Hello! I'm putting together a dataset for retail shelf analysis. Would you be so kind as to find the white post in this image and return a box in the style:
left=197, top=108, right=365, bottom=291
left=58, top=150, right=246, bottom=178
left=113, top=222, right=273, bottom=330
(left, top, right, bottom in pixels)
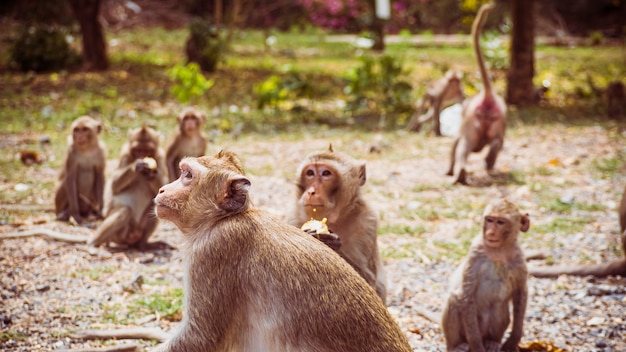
left=375, top=0, right=390, bottom=19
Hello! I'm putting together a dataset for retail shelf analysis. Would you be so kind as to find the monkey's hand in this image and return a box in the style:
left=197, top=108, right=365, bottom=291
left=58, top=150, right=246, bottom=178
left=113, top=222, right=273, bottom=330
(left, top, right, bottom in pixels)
left=301, top=218, right=342, bottom=251
left=135, top=157, right=158, bottom=178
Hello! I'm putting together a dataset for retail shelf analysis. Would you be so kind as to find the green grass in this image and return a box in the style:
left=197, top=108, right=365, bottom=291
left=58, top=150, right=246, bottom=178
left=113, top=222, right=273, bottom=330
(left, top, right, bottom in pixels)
left=533, top=216, right=590, bottom=235
left=130, top=288, right=184, bottom=322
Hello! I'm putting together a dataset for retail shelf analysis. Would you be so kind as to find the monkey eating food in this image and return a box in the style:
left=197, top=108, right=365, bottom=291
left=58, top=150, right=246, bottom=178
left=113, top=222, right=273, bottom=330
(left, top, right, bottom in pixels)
left=290, top=145, right=387, bottom=303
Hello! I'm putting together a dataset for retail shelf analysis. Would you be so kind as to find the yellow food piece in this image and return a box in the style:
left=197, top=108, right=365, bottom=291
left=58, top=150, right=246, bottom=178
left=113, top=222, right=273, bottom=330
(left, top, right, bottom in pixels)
left=142, top=157, right=157, bottom=170
left=300, top=218, right=330, bottom=235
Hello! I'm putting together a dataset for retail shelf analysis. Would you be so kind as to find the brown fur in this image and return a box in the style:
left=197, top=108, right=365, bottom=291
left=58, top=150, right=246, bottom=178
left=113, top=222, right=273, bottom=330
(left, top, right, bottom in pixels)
left=152, top=151, right=412, bottom=352
left=165, top=108, right=208, bottom=182
left=446, top=2, right=507, bottom=185
left=55, top=115, right=106, bottom=224
left=89, top=125, right=168, bottom=248
left=289, top=145, right=387, bottom=303
left=442, top=198, right=529, bottom=352
left=407, top=70, right=465, bottom=135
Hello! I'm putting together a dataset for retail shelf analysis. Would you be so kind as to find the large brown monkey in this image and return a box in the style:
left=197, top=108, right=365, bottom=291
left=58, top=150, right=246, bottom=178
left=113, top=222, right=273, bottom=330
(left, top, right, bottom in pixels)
left=447, top=2, right=507, bottom=185
left=55, top=116, right=106, bottom=225
left=152, top=151, right=412, bottom=352
left=165, top=107, right=208, bottom=182
left=89, top=125, right=168, bottom=249
left=529, top=186, right=626, bottom=278
left=443, top=199, right=529, bottom=352
left=289, top=146, right=387, bottom=303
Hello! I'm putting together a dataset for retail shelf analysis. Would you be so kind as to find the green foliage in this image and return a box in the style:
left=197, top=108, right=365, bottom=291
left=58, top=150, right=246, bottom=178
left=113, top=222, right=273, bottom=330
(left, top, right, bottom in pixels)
left=186, top=17, right=226, bottom=72
left=168, top=62, right=215, bottom=103
left=342, top=55, right=414, bottom=127
left=254, top=65, right=312, bottom=110
left=482, top=31, right=509, bottom=70
left=10, top=25, right=80, bottom=72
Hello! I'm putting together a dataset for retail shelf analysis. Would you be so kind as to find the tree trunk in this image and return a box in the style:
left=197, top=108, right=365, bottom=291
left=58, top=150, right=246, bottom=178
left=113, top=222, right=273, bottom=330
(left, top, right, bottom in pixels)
left=69, top=0, right=109, bottom=71
left=366, top=0, right=385, bottom=51
left=506, top=0, right=535, bottom=106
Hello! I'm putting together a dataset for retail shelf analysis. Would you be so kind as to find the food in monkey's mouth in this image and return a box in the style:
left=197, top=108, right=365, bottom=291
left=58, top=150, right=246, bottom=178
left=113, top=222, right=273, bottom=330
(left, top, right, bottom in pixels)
left=142, top=157, right=157, bottom=171
left=301, top=217, right=342, bottom=251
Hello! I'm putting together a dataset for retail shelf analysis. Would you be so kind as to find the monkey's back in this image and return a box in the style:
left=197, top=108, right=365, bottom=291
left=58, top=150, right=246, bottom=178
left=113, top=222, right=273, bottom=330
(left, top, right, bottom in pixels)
left=185, top=209, right=411, bottom=352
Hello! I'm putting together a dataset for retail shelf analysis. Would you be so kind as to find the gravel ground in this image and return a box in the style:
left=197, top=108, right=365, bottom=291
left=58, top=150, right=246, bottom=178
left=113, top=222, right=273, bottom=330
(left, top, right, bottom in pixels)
left=1, top=125, right=625, bottom=351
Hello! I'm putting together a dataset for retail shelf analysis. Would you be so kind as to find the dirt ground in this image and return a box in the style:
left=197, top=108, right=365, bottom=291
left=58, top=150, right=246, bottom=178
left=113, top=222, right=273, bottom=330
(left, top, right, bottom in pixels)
left=1, top=123, right=625, bottom=351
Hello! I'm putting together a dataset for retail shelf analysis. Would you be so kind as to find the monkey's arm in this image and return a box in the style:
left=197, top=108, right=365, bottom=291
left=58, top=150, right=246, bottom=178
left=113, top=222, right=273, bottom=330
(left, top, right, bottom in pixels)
left=165, top=141, right=179, bottom=182
left=460, top=257, right=486, bottom=352
left=95, top=164, right=105, bottom=216
left=110, top=163, right=141, bottom=195
left=64, top=156, right=83, bottom=223
left=501, top=278, right=527, bottom=351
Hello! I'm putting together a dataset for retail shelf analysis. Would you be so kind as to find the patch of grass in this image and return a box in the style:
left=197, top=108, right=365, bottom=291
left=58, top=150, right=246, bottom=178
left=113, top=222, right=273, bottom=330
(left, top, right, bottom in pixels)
left=532, top=166, right=556, bottom=176
left=0, top=330, right=29, bottom=342
left=379, top=224, right=427, bottom=236
left=102, top=303, right=123, bottom=323
left=533, top=216, right=590, bottom=235
left=540, top=198, right=607, bottom=214
left=70, top=266, right=117, bottom=280
left=382, top=242, right=427, bottom=260
left=130, top=288, right=184, bottom=322
left=591, top=156, right=624, bottom=179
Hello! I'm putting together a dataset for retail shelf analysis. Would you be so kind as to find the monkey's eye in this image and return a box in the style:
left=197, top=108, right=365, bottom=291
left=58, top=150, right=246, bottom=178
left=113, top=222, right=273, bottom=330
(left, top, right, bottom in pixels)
left=180, top=168, right=193, bottom=182
left=305, top=169, right=315, bottom=177
left=496, top=218, right=507, bottom=226
left=321, top=170, right=332, bottom=177
left=485, top=216, right=495, bottom=223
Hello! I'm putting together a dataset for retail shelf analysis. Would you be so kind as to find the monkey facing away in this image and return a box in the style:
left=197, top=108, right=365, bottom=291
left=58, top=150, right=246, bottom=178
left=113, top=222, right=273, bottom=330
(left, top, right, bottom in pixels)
left=165, top=107, right=208, bottom=182
left=406, top=70, right=465, bottom=136
left=447, top=2, right=507, bottom=185
left=442, top=199, right=529, bottom=352
left=289, top=145, right=387, bottom=303
left=89, top=125, right=168, bottom=249
left=152, top=151, right=412, bottom=352
left=529, top=186, right=626, bottom=278
left=55, top=115, right=107, bottom=225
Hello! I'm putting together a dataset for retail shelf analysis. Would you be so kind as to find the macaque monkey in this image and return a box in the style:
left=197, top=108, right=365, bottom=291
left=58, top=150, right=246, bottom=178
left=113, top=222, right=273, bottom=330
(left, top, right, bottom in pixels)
left=407, top=70, right=465, bottom=136
left=152, top=151, right=412, bottom=352
left=529, top=186, right=626, bottom=278
left=89, top=125, right=168, bottom=249
left=55, top=116, right=106, bottom=225
left=289, top=145, right=387, bottom=303
left=443, top=199, right=529, bottom=352
left=607, top=81, right=625, bottom=119
left=165, top=108, right=208, bottom=182
left=447, top=2, right=507, bottom=185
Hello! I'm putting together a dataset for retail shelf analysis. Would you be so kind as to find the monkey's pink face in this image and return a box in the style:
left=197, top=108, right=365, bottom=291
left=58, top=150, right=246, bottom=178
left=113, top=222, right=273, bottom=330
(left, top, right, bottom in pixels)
left=155, top=159, right=203, bottom=223
left=183, top=116, right=199, bottom=133
left=299, top=163, right=338, bottom=219
left=483, top=216, right=511, bottom=248
left=73, top=126, right=93, bottom=146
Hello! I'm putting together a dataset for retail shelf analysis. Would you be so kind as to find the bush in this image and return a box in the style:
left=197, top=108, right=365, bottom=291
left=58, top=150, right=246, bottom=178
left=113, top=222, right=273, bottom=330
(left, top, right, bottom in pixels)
left=10, top=25, right=80, bottom=72
left=168, top=62, right=215, bottom=104
left=185, top=17, right=226, bottom=72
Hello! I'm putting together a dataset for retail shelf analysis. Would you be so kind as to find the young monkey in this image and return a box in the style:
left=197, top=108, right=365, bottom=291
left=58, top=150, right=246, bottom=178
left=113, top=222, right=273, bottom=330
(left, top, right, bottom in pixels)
left=442, top=199, right=529, bottom=352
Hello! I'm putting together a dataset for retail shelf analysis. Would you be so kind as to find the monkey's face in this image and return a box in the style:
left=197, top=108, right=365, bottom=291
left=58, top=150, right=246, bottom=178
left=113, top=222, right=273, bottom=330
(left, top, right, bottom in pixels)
left=155, top=160, right=196, bottom=225
left=182, top=116, right=200, bottom=133
left=482, top=216, right=512, bottom=249
left=298, top=163, right=339, bottom=220
left=73, top=125, right=93, bottom=146
left=131, top=144, right=156, bottom=159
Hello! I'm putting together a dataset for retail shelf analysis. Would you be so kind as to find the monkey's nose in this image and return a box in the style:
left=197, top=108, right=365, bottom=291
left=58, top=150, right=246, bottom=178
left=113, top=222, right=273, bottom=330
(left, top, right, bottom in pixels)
left=158, top=188, right=165, bottom=194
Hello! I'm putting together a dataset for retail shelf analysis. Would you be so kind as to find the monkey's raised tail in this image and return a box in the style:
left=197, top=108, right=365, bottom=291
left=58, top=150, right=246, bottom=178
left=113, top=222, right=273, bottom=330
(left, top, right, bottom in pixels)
left=472, top=2, right=496, bottom=97
left=529, top=258, right=626, bottom=278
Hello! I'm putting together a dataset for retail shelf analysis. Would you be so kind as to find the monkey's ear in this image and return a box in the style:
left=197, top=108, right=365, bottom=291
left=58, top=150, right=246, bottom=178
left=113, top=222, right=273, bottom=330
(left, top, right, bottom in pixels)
left=328, top=144, right=334, bottom=153
left=95, top=121, right=102, bottom=134
left=358, top=163, right=367, bottom=186
left=520, top=213, right=530, bottom=232
left=219, top=175, right=251, bottom=211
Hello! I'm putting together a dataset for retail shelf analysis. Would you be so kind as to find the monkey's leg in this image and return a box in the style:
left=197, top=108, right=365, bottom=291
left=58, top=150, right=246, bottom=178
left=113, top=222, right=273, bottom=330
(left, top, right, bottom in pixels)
left=441, top=299, right=466, bottom=350
left=485, top=138, right=503, bottom=171
left=453, top=139, right=471, bottom=185
left=54, top=185, right=70, bottom=221
left=446, top=138, right=460, bottom=176
left=89, top=208, right=132, bottom=246
left=136, top=211, right=170, bottom=250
